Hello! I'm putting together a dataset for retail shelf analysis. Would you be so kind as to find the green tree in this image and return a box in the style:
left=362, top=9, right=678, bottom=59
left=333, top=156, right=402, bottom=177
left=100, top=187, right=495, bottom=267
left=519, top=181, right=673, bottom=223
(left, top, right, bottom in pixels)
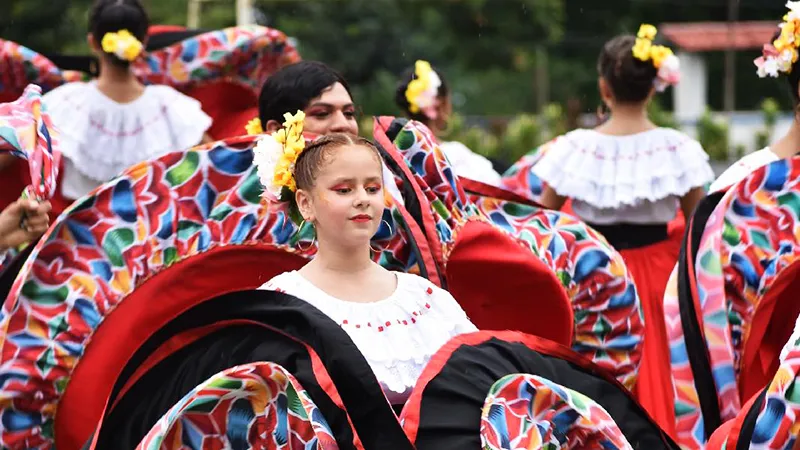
left=256, top=0, right=564, bottom=115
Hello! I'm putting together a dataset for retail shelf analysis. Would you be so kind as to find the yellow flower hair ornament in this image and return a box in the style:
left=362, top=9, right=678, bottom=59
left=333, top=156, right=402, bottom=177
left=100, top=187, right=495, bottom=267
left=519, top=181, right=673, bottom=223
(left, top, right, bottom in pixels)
left=405, top=60, right=442, bottom=120
left=101, top=29, right=144, bottom=62
left=252, top=110, right=306, bottom=202
left=245, top=117, right=264, bottom=135
left=632, top=24, right=681, bottom=92
left=755, top=2, right=800, bottom=78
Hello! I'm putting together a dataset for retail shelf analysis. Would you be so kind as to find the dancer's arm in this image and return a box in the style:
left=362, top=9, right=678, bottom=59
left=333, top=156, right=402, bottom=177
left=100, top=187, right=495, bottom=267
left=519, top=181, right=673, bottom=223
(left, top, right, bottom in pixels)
left=539, top=185, right=567, bottom=211
left=679, top=187, right=706, bottom=221
left=0, top=198, right=52, bottom=251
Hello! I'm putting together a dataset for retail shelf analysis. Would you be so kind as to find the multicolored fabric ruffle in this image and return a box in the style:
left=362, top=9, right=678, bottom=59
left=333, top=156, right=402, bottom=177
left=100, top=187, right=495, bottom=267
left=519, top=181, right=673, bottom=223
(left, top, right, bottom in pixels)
left=0, top=84, right=60, bottom=200
left=481, top=374, right=633, bottom=450
left=136, top=362, right=338, bottom=450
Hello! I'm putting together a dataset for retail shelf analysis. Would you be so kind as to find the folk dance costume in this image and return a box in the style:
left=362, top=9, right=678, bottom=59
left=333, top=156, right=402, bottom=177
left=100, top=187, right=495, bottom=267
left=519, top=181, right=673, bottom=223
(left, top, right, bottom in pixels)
left=709, top=147, right=779, bottom=193
left=261, top=271, right=477, bottom=406
left=532, top=127, right=714, bottom=426
left=43, top=81, right=211, bottom=200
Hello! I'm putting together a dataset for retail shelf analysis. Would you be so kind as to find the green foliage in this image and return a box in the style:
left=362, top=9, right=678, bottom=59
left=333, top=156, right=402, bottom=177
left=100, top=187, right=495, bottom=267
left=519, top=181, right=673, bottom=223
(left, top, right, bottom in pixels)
left=755, top=97, right=781, bottom=149
left=2, top=0, right=789, bottom=115
left=734, top=144, right=746, bottom=160
left=696, top=110, right=730, bottom=162
left=459, top=127, right=500, bottom=159
left=2, top=0, right=82, bottom=53
left=257, top=0, right=564, bottom=116
left=442, top=104, right=563, bottom=164
left=1, top=0, right=236, bottom=55
left=541, top=103, right=568, bottom=142
left=755, top=130, right=771, bottom=151
left=500, top=114, right=543, bottom=163
left=648, top=99, right=679, bottom=129
left=762, top=98, right=780, bottom=128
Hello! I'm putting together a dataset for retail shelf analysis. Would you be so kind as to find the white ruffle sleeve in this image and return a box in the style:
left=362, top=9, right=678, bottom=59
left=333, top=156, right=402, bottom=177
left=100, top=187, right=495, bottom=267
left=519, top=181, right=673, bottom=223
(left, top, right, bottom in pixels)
left=44, top=82, right=212, bottom=199
left=532, top=128, right=715, bottom=209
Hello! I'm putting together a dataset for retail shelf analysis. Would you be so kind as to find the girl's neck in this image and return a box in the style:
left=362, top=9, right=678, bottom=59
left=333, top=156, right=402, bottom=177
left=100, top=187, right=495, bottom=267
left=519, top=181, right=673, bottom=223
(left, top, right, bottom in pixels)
left=596, top=102, right=656, bottom=136
left=95, top=60, right=145, bottom=103
left=308, top=241, right=374, bottom=276
left=771, top=118, right=800, bottom=159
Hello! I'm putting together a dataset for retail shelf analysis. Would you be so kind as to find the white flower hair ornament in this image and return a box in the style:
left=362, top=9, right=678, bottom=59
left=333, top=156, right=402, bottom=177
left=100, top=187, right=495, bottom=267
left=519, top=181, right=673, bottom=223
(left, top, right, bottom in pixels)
left=755, top=1, right=800, bottom=78
left=252, top=110, right=306, bottom=202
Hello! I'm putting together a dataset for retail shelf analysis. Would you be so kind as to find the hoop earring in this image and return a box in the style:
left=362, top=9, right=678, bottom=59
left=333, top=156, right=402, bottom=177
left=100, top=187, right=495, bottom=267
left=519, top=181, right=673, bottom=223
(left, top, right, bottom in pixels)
left=369, top=220, right=393, bottom=255
left=381, top=219, right=393, bottom=236
left=296, top=220, right=317, bottom=252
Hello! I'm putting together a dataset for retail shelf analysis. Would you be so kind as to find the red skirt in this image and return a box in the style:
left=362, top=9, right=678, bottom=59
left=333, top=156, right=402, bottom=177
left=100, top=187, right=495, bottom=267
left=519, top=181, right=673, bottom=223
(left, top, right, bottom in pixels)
left=624, top=223, right=683, bottom=438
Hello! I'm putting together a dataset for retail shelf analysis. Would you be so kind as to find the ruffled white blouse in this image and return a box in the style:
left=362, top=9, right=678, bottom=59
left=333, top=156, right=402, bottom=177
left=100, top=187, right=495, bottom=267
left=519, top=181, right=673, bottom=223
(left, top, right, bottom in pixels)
left=259, top=271, right=477, bottom=404
left=43, top=82, right=212, bottom=199
left=532, top=128, right=715, bottom=224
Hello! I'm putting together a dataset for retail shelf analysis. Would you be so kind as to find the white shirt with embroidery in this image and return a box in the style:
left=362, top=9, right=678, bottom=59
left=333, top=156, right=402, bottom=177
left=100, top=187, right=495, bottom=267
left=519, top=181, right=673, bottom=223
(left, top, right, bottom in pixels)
left=532, top=128, right=715, bottom=225
left=43, top=81, right=212, bottom=199
left=709, top=148, right=779, bottom=193
left=259, top=270, right=477, bottom=404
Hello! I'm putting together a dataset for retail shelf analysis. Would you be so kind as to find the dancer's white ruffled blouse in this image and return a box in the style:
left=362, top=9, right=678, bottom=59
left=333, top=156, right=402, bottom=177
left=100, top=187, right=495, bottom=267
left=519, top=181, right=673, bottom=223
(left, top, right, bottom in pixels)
left=260, top=271, right=477, bottom=404
left=44, top=81, right=212, bottom=199
left=532, top=128, right=715, bottom=224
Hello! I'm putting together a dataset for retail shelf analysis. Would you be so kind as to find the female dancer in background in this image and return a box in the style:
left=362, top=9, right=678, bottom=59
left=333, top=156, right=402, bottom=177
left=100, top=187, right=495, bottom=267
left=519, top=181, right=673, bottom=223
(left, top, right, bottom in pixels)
left=532, top=25, right=715, bottom=434
left=32, top=0, right=212, bottom=201
left=395, top=60, right=503, bottom=185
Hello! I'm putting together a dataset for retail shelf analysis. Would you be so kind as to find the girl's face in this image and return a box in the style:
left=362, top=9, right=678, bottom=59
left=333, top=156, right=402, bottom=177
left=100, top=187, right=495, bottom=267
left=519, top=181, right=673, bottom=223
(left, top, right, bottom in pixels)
left=303, top=83, right=359, bottom=136
left=297, top=144, right=384, bottom=249
left=431, top=94, right=453, bottom=132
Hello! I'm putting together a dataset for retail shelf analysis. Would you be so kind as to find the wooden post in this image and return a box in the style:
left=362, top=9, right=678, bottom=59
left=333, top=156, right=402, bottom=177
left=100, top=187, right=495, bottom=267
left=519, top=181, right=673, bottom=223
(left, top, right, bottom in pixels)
left=723, top=0, right=739, bottom=112
left=237, top=0, right=254, bottom=26
left=535, top=44, right=549, bottom=114
left=187, top=0, right=201, bottom=28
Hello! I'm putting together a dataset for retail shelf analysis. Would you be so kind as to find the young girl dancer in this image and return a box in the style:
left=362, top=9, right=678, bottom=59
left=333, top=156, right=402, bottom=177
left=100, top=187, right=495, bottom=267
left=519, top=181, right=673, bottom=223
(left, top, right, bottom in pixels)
left=711, top=21, right=800, bottom=192
left=257, top=113, right=477, bottom=407
left=532, top=25, right=715, bottom=432
left=395, top=60, right=502, bottom=185
left=40, top=0, right=212, bottom=200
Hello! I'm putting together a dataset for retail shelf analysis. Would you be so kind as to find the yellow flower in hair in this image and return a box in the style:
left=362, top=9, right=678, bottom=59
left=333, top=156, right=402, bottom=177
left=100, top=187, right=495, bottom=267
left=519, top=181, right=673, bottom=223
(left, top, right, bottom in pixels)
left=252, top=110, right=307, bottom=201
left=101, top=29, right=143, bottom=62
left=632, top=38, right=653, bottom=62
left=274, top=128, right=287, bottom=145
left=101, top=33, right=119, bottom=54
left=650, top=45, right=674, bottom=69
left=283, top=110, right=306, bottom=128
left=245, top=117, right=263, bottom=135
left=405, top=60, right=441, bottom=115
left=637, top=24, right=658, bottom=41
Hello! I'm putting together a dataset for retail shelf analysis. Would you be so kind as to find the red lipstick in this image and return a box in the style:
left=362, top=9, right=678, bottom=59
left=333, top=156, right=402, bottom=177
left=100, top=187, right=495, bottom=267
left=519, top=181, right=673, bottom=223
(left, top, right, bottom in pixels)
left=350, top=214, right=371, bottom=223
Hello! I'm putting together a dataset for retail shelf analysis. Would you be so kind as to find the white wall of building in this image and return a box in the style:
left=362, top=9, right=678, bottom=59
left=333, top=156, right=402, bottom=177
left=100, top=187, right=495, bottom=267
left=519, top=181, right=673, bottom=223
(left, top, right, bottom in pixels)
left=673, top=51, right=708, bottom=122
